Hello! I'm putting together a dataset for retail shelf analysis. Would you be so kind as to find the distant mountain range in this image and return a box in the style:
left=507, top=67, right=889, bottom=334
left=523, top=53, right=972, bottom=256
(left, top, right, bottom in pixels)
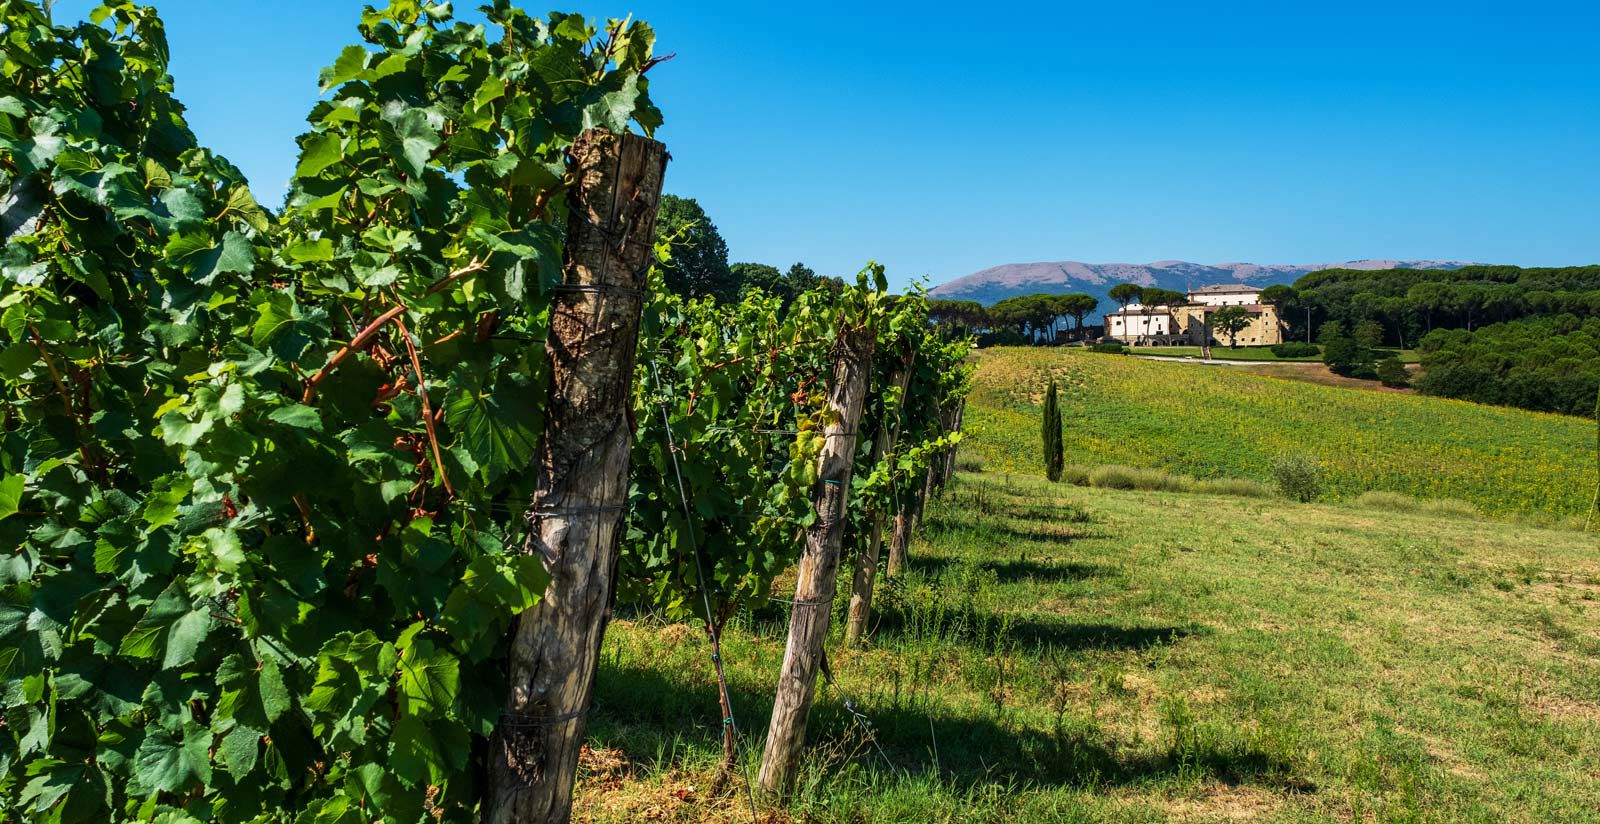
left=928, top=259, right=1472, bottom=311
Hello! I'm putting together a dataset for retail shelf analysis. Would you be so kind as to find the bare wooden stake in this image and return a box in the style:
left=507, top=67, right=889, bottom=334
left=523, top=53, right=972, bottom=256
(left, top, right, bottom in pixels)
left=756, top=323, right=876, bottom=799
left=845, top=348, right=914, bottom=647
left=486, top=128, right=666, bottom=824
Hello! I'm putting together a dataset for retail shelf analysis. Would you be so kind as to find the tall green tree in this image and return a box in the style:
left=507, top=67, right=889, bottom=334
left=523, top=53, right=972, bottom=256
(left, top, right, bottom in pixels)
left=1058, top=293, right=1100, bottom=333
left=1108, top=282, right=1145, bottom=310
left=1260, top=284, right=1305, bottom=341
left=1141, top=287, right=1185, bottom=308
left=1590, top=383, right=1600, bottom=532
left=1209, top=305, right=1252, bottom=348
left=655, top=194, right=734, bottom=300
left=1320, top=321, right=1377, bottom=376
left=1042, top=378, right=1063, bottom=481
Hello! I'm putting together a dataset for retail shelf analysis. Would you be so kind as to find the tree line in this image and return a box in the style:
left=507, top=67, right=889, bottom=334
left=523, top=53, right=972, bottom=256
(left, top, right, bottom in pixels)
left=1269, top=265, right=1600, bottom=415
left=1266, top=265, right=1600, bottom=349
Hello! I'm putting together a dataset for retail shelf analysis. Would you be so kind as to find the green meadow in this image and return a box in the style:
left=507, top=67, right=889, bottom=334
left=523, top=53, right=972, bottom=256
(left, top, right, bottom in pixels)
left=575, top=347, right=1600, bottom=822
left=963, top=347, right=1593, bottom=519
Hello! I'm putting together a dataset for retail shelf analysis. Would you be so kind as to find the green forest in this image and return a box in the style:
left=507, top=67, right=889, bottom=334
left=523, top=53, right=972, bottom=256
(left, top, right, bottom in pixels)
left=1282, top=265, right=1600, bottom=416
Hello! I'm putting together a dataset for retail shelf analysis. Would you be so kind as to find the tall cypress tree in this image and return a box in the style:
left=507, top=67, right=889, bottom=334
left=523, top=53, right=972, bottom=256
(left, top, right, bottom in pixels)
left=1042, top=378, right=1064, bottom=482
left=1589, top=383, right=1599, bottom=531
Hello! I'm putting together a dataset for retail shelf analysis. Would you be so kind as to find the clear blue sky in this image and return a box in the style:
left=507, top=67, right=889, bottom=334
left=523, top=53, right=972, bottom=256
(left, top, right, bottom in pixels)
left=52, top=0, right=1600, bottom=289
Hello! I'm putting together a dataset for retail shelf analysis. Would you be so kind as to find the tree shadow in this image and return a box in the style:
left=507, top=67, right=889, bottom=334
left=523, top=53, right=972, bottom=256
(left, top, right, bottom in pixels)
left=922, top=520, right=1109, bottom=548
left=868, top=600, right=1200, bottom=652
left=907, top=554, right=1117, bottom=584
left=587, top=658, right=1311, bottom=796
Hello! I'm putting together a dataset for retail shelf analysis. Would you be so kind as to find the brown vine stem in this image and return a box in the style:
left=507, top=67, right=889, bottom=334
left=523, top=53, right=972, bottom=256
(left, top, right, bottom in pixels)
left=394, top=316, right=454, bottom=498
left=301, top=302, right=408, bottom=404
left=301, top=258, right=487, bottom=403
left=30, top=324, right=106, bottom=480
left=423, top=257, right=485, bottom=297
left=292, top=493, right=317, bottom=545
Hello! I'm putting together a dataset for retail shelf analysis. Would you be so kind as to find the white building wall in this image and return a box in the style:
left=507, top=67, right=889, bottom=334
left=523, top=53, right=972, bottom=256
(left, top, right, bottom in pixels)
left=1190, top=290, right=1260, bottom=307
left=1106, top=305, right=1173, bottom=339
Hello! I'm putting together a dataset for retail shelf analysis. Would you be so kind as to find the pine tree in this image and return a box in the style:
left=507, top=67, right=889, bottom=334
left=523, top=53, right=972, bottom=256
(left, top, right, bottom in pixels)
left=1042, top=378, right=1064, bottom=482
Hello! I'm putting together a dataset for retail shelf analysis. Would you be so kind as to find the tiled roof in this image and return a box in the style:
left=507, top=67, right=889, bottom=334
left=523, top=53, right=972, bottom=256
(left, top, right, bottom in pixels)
left=1188, top=284, right=1259, bottom=295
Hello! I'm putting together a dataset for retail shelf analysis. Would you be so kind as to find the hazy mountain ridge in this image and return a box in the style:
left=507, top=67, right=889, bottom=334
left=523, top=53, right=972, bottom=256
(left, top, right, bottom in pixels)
left=930, top=259, right=1472, bottom=309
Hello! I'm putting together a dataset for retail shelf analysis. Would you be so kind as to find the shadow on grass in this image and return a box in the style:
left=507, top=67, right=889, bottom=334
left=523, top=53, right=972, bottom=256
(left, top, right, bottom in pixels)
left=866, top=598, right=1201, bottom=652
left=589, top=659, right=1310, bottom=796
left=926, top=520, right=1112, bottom=547
left=908, top=554, right=1117, bottom=584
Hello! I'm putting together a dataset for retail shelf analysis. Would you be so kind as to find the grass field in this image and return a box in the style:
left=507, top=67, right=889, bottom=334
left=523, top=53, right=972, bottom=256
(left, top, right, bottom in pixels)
left=964, top=347, right=1594, bottom=519
left=1130, top=346, right=1419, bottom=364
left=579, top=474, right=1600, bottom=822
left=571, top=344, right=1600, bottom=822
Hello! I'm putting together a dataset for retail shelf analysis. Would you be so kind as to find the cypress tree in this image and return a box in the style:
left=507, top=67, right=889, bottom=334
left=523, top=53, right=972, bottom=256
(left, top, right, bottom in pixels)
left=1042, top=378, right=1064, bottom=482
left=1589, top=383, right=1599, bottom=532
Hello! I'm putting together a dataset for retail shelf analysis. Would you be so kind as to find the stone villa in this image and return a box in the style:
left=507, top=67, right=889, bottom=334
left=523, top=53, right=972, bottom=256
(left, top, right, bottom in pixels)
left=1103, top=284, right=1283, bottom=347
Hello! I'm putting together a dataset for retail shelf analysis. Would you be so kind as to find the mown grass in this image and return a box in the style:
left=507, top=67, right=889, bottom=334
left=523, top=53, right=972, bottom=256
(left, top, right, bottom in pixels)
left=964, top=347, right=1593, bottom=518
left=578, top=473, right=1600, bottom=822
left=1131, top=345, right=1419, bottom=363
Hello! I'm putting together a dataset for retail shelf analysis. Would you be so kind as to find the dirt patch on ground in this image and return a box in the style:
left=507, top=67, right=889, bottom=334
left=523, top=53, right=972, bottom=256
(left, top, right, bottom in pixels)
left=1163, top=782, right=1283, bottom=822
left=1234, top=362, right=1417, bottom=395
left=574, top=757, right=786, bottom=824
left=1532, top=694, right=1600, bottom=724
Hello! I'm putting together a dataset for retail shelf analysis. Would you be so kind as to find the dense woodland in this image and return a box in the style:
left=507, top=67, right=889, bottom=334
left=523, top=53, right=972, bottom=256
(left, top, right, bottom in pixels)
left=1277, top=266, right=1600, bottom=416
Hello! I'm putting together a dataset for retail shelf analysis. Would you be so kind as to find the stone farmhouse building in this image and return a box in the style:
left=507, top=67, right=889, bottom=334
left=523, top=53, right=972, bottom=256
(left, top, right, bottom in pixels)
left=1104, top=284, right=1283, bottom=347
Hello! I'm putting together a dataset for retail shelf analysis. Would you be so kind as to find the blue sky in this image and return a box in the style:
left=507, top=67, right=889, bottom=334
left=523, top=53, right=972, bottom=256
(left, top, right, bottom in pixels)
left=52, top=1, right=1600, bottom=289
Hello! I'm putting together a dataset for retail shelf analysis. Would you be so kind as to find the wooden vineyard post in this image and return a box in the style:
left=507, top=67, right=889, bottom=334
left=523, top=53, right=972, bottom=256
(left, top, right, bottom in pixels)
left=942, top=397, right=966, bottom=482
left=756, top=322, right=877, bottom=798
left=487, top=129, right=666, bottom=824
left=885, top=486, right=912, bottom=579
left=845, top=348, right=914, bottom=647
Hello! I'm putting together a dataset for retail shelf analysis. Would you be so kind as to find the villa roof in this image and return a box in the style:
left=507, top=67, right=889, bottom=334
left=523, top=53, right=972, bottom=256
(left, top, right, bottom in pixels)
left=1188, top=283, right=1259, bottom=295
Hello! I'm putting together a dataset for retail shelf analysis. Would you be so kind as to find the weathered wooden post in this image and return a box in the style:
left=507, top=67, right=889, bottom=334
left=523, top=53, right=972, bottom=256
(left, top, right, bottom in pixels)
left=885, top=486, right=913, bottom=578
left=845, top=348, right=914, bottom=646
left=487, top=129, right=666, bottom=824
left=942, top=397, right=966, bottom=481
left=756, top=322, right=876, bottom=798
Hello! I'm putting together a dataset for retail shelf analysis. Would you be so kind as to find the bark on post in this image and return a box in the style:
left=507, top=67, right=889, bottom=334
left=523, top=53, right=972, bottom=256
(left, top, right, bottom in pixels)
left=941, top=398, right=966, bottom=481
left=844, top=350, right=914, bottom=647
left=756, top=324, right=876, bottom=798
left=487, top=129, right=666, bottom=824
left=885, top=489, right=912, bottom=579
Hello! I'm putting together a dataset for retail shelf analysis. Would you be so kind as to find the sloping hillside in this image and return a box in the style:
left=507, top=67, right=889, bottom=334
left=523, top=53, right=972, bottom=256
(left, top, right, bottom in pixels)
left=964, top=347, right=1592, bottom=518
left=929, top=259, right=1468, bottom=308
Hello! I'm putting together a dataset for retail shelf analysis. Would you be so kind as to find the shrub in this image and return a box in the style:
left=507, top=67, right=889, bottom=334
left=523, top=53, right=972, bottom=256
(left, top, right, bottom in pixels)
left=955, top=453, right=987, bottom=473
left=1271, top=342, right=1321, bottom=358
left=1061, top=464, right=1092, bottom=485
left=1419, top=498, right=1480, bottom=518
left=1088, top=464, right=1190, bottom=492
left=1375, top=356, right=1410, bottom=388
left=1272, top=454, right=1324, bottom=502
left=1351, top=490, right=1422, bottom=510
left=1092, top=342, right=1128, bottom=354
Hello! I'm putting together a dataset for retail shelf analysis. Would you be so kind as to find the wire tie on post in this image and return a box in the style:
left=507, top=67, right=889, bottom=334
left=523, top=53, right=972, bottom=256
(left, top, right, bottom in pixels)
left=526, top=503, right=628, bottom=517
left=550, top=282, right=647, bottom=300
left=499, top=705, right=592, bottom=728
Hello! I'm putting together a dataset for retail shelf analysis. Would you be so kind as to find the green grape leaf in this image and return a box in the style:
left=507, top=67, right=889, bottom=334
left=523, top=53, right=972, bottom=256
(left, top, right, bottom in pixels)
left=444, top=368, right=541, bottom=483
left=397, top=638, right=459, bottom=718
left=320, top=45, right=370, bottom=92
left=0, top=473, right=21, bottom=520
left=296, top=133, right=345, bottom=178
left=129, top=724, right=212, bottom=795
